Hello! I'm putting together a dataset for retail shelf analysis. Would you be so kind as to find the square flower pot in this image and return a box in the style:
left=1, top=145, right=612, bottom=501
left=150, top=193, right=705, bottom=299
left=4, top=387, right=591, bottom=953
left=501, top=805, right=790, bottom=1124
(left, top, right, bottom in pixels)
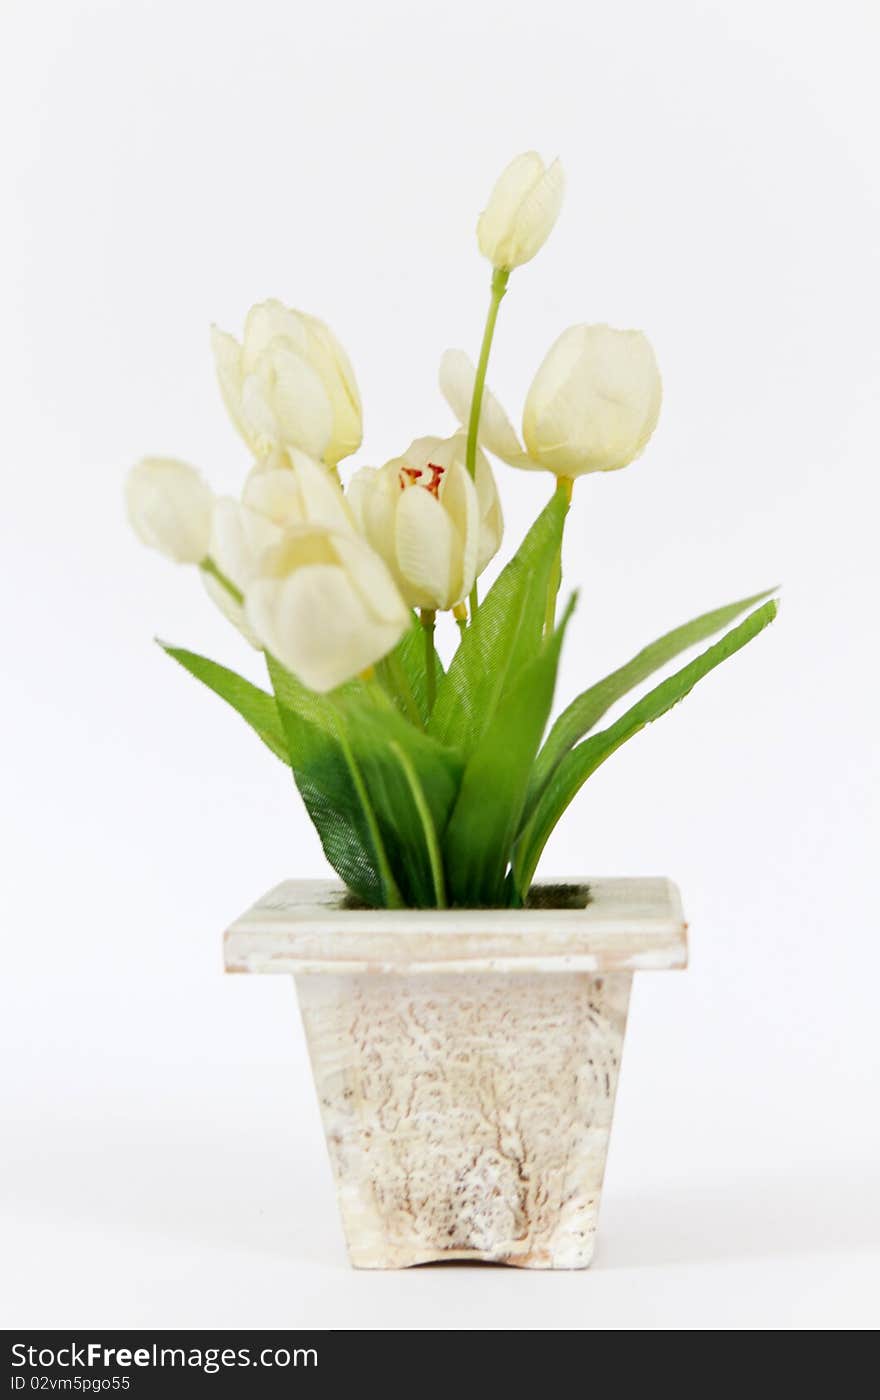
left=224, top=878, right=687, bottom=1269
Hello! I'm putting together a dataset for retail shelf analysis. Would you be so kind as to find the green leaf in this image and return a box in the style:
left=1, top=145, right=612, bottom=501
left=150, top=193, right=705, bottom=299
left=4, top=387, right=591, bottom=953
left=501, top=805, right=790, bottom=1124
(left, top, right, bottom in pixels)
left=428, top=490, right=568, bottom=757
left=266, top=656, right=462, bottom=909
left=332, top=724, right=405, bottom=909
left=388, top=741, right=447, bottom=907
left=526, top=586, right=778, bottom=818
left=444, top=594, right=576, bottom=907
left=262, top=655, right=390, bottom=906
left=375, top=613, right=444, bottom=727
left=160, top=642, right=390, bottom=907
left=160, top=643, right=289, bottom=765
left=513, top=599, right=779, bottom=901
left=332, top=687, right=463, bottom=908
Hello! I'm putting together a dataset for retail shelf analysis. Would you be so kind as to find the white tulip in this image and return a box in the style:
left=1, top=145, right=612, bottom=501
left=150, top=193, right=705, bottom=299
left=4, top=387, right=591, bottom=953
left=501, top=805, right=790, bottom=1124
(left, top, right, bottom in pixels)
left=211, top=300, right=362, bottom=468
left=245, top=527, right=410, bottom=692
left=440, top=324, right=662, bottom=478
left=347, top=433, right=502, bottom=612
left=477, top=153, right=564, bottom=271
left=125, top=457, right=213, bottom=563
left=203, top=450, right=356, bottom=639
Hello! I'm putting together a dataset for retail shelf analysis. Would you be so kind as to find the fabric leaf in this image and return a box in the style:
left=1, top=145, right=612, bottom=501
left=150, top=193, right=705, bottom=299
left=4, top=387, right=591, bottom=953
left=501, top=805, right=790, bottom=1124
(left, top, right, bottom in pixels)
left=512, top=600, right=778, bottom=900
left=444, top=595, right=576, bottom=906
left=526, top=586, right=777, bottom=817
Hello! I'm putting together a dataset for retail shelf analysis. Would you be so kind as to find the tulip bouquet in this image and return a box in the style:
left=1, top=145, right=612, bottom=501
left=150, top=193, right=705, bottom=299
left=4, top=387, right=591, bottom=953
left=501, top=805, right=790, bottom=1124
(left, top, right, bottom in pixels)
left=127, top=153, right=777, bottom=910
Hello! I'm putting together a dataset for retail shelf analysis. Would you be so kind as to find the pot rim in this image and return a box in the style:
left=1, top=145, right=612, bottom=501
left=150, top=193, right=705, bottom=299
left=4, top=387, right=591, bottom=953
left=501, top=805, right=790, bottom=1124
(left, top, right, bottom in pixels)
left=224, top=876, right=688, bottom=976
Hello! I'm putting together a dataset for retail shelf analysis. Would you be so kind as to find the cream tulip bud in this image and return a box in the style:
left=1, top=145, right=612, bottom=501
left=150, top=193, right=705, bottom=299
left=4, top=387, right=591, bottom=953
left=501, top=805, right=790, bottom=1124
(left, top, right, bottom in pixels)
left=523, top=325, right=662, bottom=475
left=347, top=433, right=502, bottom=612
left=125, top=457, right=213, bottom=563
left=477, top=153, right=564, bottom=270
left=211, top=300, right=362, bottom=469
left=204, top=450, right=356, bottom=639
left=439, top=324, right=662, bottom=478
left=245, top=527, right=410, bottom=692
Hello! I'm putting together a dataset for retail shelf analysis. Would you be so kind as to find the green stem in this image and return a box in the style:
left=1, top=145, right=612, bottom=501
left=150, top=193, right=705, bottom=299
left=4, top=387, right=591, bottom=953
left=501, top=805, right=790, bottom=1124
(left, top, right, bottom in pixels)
left=390, top=742, right=447, bottom=908
left=466, top=267, right=510, bottom=479
left=544, top=476, right=574, bottom=636
left=421, top=609, right=437, bottom=716
left=384, top=651, right=424, bottom=729
left=337, top=730, right=404, bottom=909
left=200, top=556, right=243, bottom=607
left=465, top=266, right=510, bottom=621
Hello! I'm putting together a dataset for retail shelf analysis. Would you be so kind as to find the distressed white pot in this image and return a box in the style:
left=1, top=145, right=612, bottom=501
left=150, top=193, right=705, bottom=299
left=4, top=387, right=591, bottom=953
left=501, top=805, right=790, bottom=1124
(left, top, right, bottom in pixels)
left=225, top=877, right=687, bottom=1269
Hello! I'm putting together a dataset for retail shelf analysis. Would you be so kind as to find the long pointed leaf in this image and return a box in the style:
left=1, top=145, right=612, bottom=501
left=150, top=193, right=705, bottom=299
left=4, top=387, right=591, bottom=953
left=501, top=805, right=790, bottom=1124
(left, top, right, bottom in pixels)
left=160, top=643, right=289, bottom=765
left=334, top=687, right=462, bottom=906
left=429, top=490, right=568, bottom=756
left=389, top=741, right=447, bottom=907
left=264, top=655, right=386, bottom=906
left=333, top=726, right=404, bottom=908
left=513, top=600, right=778, bottom=900
left=267, top=655, right=462, bottom=908
left=161, top=642, right=386, bottom=905
left=445, top=595, right=576, bottom=907
left=527, top=586, right=778, bottom=816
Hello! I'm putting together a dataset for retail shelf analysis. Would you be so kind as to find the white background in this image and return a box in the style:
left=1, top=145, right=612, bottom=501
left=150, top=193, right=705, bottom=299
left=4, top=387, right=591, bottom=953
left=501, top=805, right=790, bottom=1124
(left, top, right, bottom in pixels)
left=2, top=0, right=878, bottom=1331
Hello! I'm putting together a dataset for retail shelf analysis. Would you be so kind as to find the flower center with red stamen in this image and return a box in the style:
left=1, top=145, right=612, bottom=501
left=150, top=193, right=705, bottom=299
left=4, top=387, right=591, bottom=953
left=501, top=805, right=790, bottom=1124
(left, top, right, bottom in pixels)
left=425, top=463, right=445, bottom=498
left=398, top=463, right=446, bottom=498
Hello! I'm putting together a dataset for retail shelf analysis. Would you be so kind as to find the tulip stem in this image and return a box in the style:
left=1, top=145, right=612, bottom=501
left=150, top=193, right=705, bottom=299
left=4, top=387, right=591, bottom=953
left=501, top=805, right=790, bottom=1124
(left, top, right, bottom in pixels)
left=466, top=268, right=510, bottom=480
left=452, top=602, right=468, bottom=641
left=465, top=266, right=510, bottom=620
left=544, top=476, right=574, bottom=636
left=420, top=609, right=437, bottom=716
left=200, top=556, right=244, bottom=607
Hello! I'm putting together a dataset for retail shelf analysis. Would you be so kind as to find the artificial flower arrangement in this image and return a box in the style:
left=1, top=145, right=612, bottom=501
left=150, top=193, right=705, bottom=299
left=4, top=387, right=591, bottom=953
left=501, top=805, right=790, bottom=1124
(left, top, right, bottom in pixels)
left=127, top=153, right=776, bottom=911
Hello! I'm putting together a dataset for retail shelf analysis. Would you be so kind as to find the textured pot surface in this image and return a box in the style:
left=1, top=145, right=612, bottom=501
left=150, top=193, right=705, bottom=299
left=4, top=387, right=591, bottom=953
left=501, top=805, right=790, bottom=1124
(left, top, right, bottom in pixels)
left=225, top=878, right=687, bottom=1269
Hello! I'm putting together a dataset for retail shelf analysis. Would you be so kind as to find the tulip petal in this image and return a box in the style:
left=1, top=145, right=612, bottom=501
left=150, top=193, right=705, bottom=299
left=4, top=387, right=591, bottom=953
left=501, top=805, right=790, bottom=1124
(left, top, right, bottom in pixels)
left=477, top=152, right=564, bottom=269
left=348, top=465, right=398, bottom=564
left=258, top=525, right=337, bottom=579
left=331, top=530, right=411, bottom=627
left=260, top=345, right=335, bottom=461
left=241, top=300, right=306, bottom=372
left=477, top=152, right=544, bottom=265
left=211, top=327, right=256, bottom=452
left=209, top=497, right=282, bottom=590
left=437, top=456, right=480, bottom=604
left=346, top=465, right=379, bottom=526
left=240, top=370, right=283, bottom=455
left=438, top=349, right=537, bottom=470
left=238, top=300, right=363, bottom=466
left=473, top=446, right=504, bottom=573
left=246, top=565, right=406, bottom=693
left=298, top=312, right=363, bottom=462
left=242, top=468, right=304, bottom=525
left=394, top=484, right=457, bottom=611
left=289, top=449, right=357, bottom=534
left=507, top=158, right=565, bottom=267
left=523, top=324, right=662, bottom=475
left=125, top=457, right=214, bottom=564
left=202, top=496, right=281, bottom=646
